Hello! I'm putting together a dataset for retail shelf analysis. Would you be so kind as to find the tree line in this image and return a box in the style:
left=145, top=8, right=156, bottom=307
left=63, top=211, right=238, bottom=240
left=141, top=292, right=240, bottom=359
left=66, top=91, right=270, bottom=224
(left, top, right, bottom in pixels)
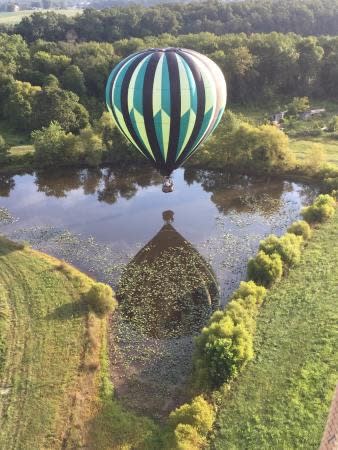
left=1, top=30, right=338, bottom=132
left=1, top=30, right=338, bottom=182
left=6, top=0, right=338, bottom=43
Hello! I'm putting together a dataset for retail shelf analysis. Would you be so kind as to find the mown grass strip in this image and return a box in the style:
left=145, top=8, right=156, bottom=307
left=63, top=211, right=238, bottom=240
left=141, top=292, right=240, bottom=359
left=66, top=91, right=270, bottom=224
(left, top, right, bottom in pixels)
left=0, top=237, right=101, bottom=449
left=212, top=211, right=338, bottom=449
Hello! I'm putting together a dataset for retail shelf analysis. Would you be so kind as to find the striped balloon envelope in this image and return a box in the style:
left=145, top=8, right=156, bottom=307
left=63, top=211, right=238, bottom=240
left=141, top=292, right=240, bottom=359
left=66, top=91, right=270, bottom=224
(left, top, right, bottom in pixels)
left=105, top=47, right=227, bottom=176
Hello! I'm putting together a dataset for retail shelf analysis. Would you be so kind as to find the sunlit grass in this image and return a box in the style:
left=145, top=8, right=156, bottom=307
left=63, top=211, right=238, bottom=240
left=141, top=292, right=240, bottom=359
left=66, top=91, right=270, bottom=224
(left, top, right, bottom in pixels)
left=212, top=210, right=338, bottom=449
left=289, top=137, right=338, bottom=167
left=0, top=9, right=82, bottom=25
left=0, top=236, right=100, bottom=448
left=9, top=145, right=34, bottom=156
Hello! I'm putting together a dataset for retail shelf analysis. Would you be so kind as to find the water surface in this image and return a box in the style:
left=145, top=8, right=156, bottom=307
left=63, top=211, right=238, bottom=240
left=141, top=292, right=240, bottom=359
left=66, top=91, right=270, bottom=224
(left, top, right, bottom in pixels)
left=0, top=167, right=316, bottom=416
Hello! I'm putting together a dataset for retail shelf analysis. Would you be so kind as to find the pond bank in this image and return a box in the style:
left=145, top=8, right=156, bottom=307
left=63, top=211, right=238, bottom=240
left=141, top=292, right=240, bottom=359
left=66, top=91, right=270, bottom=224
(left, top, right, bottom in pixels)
left=212, top=210, right=338, bottom=449
left=0, top=237, right=104, bottom=449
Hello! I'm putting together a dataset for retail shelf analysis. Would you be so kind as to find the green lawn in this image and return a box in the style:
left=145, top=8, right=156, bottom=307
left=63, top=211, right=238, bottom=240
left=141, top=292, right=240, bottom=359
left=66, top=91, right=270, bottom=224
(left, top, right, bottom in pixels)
left=290, top=137, right=338, bottom=168
left=212, top=211, right=338, bottom=449
left=0, top=235, right=160, bottom=449
left=9, top=145, right=34, bottom=156
left=0, top=9, right=82, bottom=25
left=0, top=237, right=102, bottom=449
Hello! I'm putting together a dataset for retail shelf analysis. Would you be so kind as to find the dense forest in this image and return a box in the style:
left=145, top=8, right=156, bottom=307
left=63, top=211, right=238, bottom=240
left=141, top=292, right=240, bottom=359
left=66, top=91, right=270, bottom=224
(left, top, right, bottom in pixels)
left=4, top=0, right=338, bottom=42
left=1, top=31, right=338, bottom=130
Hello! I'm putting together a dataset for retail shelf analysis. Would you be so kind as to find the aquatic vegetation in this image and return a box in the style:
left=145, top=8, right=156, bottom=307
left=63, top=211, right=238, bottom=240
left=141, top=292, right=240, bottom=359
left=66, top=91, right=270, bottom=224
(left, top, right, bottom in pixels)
left=0, top=207, right=15, bottom=224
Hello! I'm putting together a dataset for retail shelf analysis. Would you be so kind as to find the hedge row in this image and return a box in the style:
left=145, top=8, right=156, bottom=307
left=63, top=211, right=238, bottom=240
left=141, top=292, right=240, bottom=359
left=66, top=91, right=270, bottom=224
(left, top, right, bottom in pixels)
left=190, top=193, right=336, bottom=395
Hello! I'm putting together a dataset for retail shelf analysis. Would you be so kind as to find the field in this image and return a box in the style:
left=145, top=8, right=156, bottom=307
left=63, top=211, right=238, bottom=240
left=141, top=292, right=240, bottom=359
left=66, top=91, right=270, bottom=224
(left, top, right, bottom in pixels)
left=0, top=9, right=82, bottom=25
left=290, top=137, right=338, bottom=168
left=0, top=237, right=104, bottom=449
left=212, top=210, right=338, bottom=449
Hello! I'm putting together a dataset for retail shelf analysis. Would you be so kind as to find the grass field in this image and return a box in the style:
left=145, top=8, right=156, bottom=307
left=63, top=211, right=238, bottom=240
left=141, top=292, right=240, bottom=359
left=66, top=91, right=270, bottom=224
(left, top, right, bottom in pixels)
left=212, top=210, right=338, bottom=449
left=0, top=235, right=161, bottom=449
left=0, top=9, right=82, bottom=25
left=0, top=236, right=104, bottom=449
left=290, top=137, right=338, bottom=168
left=9, top=145, right=34, bottom=156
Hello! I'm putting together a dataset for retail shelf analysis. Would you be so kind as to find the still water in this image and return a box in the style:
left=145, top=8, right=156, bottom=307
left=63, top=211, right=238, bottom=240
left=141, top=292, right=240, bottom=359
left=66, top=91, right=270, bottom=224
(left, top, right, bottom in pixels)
left=0, top=167, right=316, bottom=416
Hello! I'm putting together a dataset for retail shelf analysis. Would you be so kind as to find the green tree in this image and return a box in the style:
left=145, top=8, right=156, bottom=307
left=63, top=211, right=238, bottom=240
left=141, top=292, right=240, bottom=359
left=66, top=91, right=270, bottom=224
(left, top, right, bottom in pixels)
left=287, top=97, right=310, bottom=116
left=60, top=65, right=86, bottom=96
left=32, top=50, right=71, bottom=76
left=4, top=80, right=41, bottom=131
left=32, top=121, right=81, bottom=167
left=0, top=135, right=8, bottom=164
left=32, top=87, right=89, bottom=132
left=43, top=74, right=59, bottom=88
left=77, top=127, right=103, bottom=166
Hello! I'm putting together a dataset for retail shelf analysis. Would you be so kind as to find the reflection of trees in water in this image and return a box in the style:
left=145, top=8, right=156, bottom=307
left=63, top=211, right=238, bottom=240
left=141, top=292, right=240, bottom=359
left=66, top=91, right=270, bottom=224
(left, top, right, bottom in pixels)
left=184, top=168, right=286, bottom=216
left=35, top=169, right=83, bottom=197
left=97, top=168, right=161, bottom=204
left=0, top=174, right=15, bottom=197
left=33, top=167, right=161, bottom=203
left=117, top=211, right=220, bottom=339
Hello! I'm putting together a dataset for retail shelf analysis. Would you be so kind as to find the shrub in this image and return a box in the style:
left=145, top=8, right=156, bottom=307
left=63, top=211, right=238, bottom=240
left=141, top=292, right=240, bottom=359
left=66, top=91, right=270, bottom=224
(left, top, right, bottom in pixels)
left=259, top=233, right=303, bottom=267
left=86, top=282, right=117, bottom=317
left=301, top=194, right=336, bottom=223
left=32, top=121, right=81, bottom=167
left=226, top=300, right=256, bottom=332
left=231, top=280, right=267, bottom=306
left=173, top=424, right=206, bottom=450
left=0, top=135, right=8, bottom=163
left=247, top=251, right=283, bottom=286
left=169, top=396, right=215, bottom=436
left=288, top=220, right=312, bottom=240
left=193, top=312, right=254, bottom=388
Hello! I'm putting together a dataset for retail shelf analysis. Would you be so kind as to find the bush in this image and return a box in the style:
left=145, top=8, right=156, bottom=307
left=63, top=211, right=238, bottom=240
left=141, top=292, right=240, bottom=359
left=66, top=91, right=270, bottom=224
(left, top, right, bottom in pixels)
left=87, top=282, right=117, bottom=317
left=173, top=424, right=206, bottom=450
left=168, top=395, right=215, bottom=442
left=0, top=135, right=8, bottom=163
left=259, top=233, right=303, bottom=267
left=231, top=280, right=267, bottom=306
left=193, top=311, right=254, bottom=388
left=32, top=121, right=81, bottom=167
left=247, top=251, right=283, bottom=286
left=301, top=194, right=336, bottom=223
left=288, top=220, right=312, bottom=240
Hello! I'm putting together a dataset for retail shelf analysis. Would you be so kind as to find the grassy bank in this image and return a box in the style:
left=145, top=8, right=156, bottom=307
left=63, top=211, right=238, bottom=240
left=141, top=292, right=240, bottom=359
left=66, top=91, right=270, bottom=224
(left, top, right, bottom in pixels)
left=0, top=236, right=105, bottom=449
left=211, top=210, right=338, bottom=449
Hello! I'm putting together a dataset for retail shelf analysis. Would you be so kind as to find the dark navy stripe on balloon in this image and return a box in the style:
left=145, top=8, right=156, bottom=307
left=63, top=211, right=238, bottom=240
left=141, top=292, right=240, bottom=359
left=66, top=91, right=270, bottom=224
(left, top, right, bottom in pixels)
left=143, top=51, right=164, bottom=171
left=166, top=51, right=181, bottom=174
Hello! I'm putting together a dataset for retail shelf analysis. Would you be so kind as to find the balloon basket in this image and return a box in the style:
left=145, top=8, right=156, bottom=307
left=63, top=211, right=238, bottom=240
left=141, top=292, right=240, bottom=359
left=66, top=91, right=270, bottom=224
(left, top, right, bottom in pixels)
left=162, top=176, right=174, bottom=193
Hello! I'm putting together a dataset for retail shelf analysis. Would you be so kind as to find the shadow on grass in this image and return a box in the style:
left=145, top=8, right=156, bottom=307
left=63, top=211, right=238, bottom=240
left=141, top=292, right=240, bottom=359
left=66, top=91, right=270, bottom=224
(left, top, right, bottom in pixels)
left=86, top=399, right=164, bottom=450
left=0, top=236, right=26, bottom=255
left=46, top=300, right=88, bottom=320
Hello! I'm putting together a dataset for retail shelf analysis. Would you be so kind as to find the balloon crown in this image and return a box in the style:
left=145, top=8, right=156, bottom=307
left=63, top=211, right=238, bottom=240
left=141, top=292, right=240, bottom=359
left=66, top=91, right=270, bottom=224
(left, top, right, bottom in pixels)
left=147, top=47, right=182, bottom=52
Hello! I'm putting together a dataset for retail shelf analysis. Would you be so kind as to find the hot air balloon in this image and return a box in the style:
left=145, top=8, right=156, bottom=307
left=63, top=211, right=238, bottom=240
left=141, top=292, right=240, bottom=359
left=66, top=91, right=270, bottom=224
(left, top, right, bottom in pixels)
left=105, top=48, right=227, bottom=192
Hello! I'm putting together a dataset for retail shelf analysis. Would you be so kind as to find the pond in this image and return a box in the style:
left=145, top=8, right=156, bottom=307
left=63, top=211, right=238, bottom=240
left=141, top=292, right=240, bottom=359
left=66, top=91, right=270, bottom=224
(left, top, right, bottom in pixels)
left=0, top=167, right=317, bottom=417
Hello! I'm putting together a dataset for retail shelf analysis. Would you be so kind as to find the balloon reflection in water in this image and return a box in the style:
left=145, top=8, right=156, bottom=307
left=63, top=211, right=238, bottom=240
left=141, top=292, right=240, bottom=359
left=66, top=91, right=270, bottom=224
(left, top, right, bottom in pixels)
left=117, top=210, right=220, bottom=339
